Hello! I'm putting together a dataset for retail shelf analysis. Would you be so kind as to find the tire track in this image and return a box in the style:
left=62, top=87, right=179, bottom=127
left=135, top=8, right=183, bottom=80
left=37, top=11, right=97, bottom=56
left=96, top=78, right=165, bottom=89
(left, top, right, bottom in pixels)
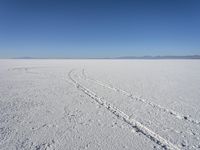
left=82, top=69, right=200, bottom=127
left=9, top=67, right=39, bottom=74
left=68, top=69, right=180, bottom=150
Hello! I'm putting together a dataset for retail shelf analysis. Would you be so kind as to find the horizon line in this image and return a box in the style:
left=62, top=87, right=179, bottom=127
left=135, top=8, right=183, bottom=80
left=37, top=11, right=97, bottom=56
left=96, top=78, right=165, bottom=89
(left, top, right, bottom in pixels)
left=1, top=55, right=200, bottom=59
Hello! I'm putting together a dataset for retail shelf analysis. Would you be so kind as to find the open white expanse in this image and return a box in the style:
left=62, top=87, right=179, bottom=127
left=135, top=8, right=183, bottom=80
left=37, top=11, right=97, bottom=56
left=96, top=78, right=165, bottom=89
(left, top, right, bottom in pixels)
left=0, top=59, right=200, bottom=150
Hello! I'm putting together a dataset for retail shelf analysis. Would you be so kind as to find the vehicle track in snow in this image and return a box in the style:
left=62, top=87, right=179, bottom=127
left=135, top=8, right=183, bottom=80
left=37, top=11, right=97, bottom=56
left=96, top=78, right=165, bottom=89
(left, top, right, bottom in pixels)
left=68, top=69, right=180, bottom=150
left=81, top=69, right=200, bottom=127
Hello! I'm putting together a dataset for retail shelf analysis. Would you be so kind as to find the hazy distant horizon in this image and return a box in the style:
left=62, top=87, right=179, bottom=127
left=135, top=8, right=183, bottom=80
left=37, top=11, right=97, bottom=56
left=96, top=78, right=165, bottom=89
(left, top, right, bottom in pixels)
left=3, top=54, right=200, bottom=59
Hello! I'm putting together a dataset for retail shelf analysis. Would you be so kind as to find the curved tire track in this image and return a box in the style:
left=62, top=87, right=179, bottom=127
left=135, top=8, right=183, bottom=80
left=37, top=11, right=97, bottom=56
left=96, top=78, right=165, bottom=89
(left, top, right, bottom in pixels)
left=82, top=69, right=200, bottom=126
left=68, top=69, right=180, bottom=150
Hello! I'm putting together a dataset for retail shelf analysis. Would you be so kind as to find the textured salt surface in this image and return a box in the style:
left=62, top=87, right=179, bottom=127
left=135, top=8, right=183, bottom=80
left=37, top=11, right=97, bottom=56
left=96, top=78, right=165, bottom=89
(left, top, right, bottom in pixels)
left=0, top=59, right=200, bottom=150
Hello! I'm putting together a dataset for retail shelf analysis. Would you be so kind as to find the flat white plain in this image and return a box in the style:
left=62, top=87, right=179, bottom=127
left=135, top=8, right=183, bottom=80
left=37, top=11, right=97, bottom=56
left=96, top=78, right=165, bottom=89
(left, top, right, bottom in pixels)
left=0, top=59, right=200, bottom=150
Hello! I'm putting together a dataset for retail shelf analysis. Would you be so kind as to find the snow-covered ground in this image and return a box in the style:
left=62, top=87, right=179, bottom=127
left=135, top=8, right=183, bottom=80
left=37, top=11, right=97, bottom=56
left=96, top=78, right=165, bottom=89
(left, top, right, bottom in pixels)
left=0, top=59, right=200, bottom=150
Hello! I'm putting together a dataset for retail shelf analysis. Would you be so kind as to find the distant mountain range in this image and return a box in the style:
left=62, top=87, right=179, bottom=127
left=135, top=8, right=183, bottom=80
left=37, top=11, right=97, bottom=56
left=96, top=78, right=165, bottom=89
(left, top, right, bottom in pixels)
left=115, top=55, right=200, bottom=59
left=13, top=57, right=36, bottom=59
left=12, top=55, right=200, bottom=59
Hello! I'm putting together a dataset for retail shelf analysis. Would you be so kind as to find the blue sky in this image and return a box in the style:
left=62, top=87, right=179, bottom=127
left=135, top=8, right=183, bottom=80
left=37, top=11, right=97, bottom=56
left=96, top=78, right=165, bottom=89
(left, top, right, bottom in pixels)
left=0, top=0, right=200, bottom=58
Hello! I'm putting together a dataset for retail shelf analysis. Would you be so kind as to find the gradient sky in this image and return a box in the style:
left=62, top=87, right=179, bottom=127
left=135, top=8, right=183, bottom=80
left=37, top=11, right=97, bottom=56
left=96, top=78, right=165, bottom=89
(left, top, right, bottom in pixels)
left=0, top=0, right=200, bottom=58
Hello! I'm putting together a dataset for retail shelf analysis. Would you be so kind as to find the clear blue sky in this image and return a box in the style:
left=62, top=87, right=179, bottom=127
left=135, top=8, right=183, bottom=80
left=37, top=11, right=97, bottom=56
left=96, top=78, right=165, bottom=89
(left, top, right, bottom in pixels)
left=0, top=0, right=200, bottom=58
